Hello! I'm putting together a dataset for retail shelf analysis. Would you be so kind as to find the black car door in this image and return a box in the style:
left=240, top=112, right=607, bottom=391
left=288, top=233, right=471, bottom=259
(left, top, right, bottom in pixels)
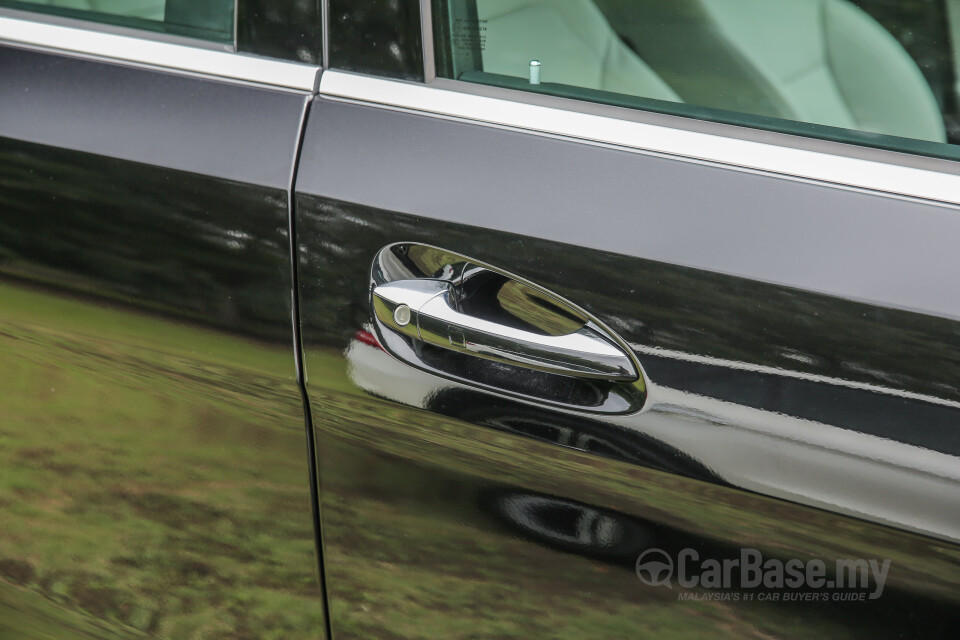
left=0, top=3, right=327, bottom=638
left=296, top=1, right=960, bottom=638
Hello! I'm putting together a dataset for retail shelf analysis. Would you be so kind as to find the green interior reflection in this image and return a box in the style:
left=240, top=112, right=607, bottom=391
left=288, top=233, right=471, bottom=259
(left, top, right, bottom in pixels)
left=1, top=0, right=235, bottom=44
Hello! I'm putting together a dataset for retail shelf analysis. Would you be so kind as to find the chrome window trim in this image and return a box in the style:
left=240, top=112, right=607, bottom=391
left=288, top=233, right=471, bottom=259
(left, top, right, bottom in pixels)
left=0, top=14, right=320, bottom=91
left=320, top=0, right=329, bottom=68
left=420, top=0, right=435, bottom=82
left=420, top=0, right=436, bottom=83
left=320, top=70, right=960, bottom=207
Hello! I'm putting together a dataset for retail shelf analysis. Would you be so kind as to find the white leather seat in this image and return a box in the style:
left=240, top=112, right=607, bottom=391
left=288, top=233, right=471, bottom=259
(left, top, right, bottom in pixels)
left=477, top=0, right=944, bottom=142
left=476, top=0, right=681, bottom=103
left=696, top=0, right=945, bottom=141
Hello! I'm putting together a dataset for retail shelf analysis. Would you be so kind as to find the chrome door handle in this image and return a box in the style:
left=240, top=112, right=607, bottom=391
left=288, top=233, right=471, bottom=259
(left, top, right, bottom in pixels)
left=373, top=279, right=638, bottom=381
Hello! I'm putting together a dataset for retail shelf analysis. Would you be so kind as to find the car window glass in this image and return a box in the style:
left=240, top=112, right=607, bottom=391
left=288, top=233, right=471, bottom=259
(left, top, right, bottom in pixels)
left=433, top=0, right=960, bottom=159
left=328, top=0, right=424, bottom=80
left=2, top=0, right=234, bottom=43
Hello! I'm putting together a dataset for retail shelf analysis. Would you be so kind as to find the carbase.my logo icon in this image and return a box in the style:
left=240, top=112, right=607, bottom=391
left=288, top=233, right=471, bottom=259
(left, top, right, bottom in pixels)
left=635, top=548, right=674, bottom=587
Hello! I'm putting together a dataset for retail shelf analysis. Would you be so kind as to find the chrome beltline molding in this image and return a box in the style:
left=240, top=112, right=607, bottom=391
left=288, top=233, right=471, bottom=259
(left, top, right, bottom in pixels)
left=320, top=70, right=960, bottom=207
left=0, top=15, right=319, bottom=91
left=631, top=344, right=960, bottom=410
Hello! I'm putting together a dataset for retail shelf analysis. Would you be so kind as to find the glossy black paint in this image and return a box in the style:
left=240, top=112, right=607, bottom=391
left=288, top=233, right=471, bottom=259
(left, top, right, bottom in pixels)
left=297, top=98, right=960, bottom=323
left=0, top=46, right=325, bottom=637
left=296, top=196, right=960, bottom=639
left=295, top=96, right=960, bottom=638
left=327, top=0, right=424, bottom=80
left=237, top=0, right=323, bottom=64
left=0, top=137, right=297, bottom=333
left=0, top=47, right=304, bottom=189
left=0, top=47, right=310, bottom=337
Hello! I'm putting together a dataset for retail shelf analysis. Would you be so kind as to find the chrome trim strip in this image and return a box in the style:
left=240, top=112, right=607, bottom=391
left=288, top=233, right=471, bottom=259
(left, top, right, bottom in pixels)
left=319, top=70, right=960, bottom=206
left=320, top=0, right=330, bottom=69
left=0, top=15, right=319, bottom=90
left=632, top=344, right=960, bottom=410
left=420, top=0, right=436, bottom=83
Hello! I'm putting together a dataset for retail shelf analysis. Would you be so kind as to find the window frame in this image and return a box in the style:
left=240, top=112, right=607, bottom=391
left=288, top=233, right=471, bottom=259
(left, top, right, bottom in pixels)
left=403, top=0, right=960, bottom=207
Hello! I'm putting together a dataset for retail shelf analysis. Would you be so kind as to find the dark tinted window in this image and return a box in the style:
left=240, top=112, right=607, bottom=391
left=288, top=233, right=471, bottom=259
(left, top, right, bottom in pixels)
left=329, top=0, right=424, bottom=80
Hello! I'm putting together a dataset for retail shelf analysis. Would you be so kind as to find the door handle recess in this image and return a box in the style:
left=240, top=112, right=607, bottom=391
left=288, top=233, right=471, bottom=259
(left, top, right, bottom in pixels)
left=373, top=279, right=639, bottom=381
